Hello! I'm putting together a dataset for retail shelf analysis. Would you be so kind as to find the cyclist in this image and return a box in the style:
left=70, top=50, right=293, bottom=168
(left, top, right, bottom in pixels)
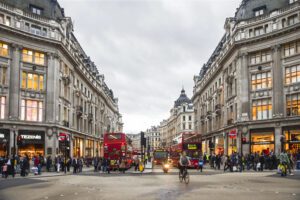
left=179, top=151, right=191, bottom=176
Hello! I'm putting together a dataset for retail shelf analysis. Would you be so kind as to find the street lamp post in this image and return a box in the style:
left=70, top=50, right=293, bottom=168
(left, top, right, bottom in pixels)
left=64, top=134, right=67, bottom=174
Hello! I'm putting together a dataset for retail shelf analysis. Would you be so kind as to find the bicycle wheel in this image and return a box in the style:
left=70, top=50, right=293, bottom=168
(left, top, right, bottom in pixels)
left=179, top=171, right=183, bottom=183
left=184, top=172, right=190, bottom=184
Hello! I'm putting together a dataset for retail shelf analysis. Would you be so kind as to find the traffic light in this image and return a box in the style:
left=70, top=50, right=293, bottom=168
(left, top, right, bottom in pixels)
left=17, top=135, right=23, bottom=146
left=140, top=131, right=144, bottom=147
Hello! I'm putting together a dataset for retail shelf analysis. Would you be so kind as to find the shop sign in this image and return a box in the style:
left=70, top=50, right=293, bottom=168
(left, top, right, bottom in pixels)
left=21, top=135, right=42, bottom=140
left=18, top=131, right=44, bottom=144
left=188, top=144, right=197, bottom=150
left=289, top=140, right=300, bottom=144
left=252, top=141, right=273, bottom=145
left=228, top=129, right=237, bottom=139
left=58, top=133, right=70, bottom=142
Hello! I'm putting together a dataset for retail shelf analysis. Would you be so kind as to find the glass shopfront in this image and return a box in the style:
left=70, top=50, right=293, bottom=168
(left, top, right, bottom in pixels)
left=95, top=141, right=100, bottom=157
left=215, top=135, right=224, bottom=155
left=228, top=129, right=237, bottom=155
left=58, top=132, right=70, bottom=157
left=201, top=140, right=207, bottom=154
left=18, top=130, right=45, bottom=159
left=73, top=137, right=83, bottom=157
left=0, top=129, right=9, bottom=157
left=283, top=127, right=300, bottom=154
left=250, top=129, right=274, bottom=155
left=85, top=139, right=94, bottom=157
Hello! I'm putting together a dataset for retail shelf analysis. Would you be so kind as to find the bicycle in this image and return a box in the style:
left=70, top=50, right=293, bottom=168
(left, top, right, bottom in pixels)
left=179, top=166, right=189, bottom=184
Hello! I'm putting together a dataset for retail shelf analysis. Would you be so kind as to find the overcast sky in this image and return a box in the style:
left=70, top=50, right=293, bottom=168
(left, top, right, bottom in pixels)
left=59, top=0, right=241, bottom=134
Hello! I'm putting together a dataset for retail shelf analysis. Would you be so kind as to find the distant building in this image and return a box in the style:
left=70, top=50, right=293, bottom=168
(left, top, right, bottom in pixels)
left=126, top=133, right=141, bottom=151
left=145, top=126, right=161, bottom=151
left=159, top=88, right=194, bottom=148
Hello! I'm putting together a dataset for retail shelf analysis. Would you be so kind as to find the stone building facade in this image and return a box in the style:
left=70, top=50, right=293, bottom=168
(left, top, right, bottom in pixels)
left=0, top=0, right=123, bottom=159
left=145, top=126, right=161, bottom=152
left=159, top=89, right=194, bottom=148
left=192, top=0, right=300, bottom=156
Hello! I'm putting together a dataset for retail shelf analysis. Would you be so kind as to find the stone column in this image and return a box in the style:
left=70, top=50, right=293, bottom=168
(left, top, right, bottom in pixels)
left=46, top=53, right=60, bottom=123
left=9, top=44, right=22, bottom=120
left=275, top=126, right=282, bottom=155
left=272, top=45, right=284, bottom=117
left=223, top=132, right=228, bottom=155
left=239, top=52, right=250, bottom=120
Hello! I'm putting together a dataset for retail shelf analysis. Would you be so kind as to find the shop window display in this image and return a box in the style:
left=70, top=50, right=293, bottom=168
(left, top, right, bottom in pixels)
left=215, top=136, right=224, bottom=155
left=284, top=129, right=300, bottom=154
left=228, top=138, right=237, bottom=155
left=251, top=132, right=274, bottom=155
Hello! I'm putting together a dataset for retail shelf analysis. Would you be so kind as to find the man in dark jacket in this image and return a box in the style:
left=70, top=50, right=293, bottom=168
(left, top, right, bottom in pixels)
left=72, top=157, right=77, bottom=174
left=46, top=156, right=52, bottom=172
left=258, top=153, right=265, bottom=171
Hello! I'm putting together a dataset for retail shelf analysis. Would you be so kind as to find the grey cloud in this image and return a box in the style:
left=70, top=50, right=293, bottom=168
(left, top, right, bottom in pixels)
left=59, top=0, right=240, bottom=133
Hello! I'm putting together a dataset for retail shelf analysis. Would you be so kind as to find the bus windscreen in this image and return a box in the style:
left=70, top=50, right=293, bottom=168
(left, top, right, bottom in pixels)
left=153, top=151, right=168, bottom=159
left=107, top=133, right=122, bottom=140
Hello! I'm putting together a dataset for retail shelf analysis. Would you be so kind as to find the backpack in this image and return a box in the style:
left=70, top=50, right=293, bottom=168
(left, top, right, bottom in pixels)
left=181, top=156, right=188, bottom=165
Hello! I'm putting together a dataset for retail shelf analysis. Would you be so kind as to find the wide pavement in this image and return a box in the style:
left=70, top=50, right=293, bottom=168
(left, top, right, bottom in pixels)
left=0, top=165, right=299, bottom=200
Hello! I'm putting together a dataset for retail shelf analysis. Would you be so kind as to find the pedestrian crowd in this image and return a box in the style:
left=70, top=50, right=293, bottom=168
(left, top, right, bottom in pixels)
left=197, top=150, right=300, bottom=175
left=0, top=154, right=134, bottom=178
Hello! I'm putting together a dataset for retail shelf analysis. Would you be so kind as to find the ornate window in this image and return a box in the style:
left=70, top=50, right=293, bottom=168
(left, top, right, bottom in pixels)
left=0, top=42, right=8, bottom=57
left=284, top=43, right=296, bottom=57
left=22, top=49, right=45, bottom=65
left=21, top=99, right=43, bottom=122
left=250, top=51, right=271, bottom=64
left=0, top=66, right=7, bottom=85
left=0, top=96, right=5, bottom=119
left=286, top=93, right=300, bottom=116
left=21, top=72, right=44, bottom=91
left=252, top=99, right=272, bottom=120
left=285, top=65, right=300, bottom=84
left=251, top=71, right=272, bottom=90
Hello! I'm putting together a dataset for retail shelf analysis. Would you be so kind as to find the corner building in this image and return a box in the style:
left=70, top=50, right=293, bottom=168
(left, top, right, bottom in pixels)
left=160, top=89, right=194, bottom=148
left=0, top=0, right=123, bottom=158
left=193, top=0, right=300, bottom=156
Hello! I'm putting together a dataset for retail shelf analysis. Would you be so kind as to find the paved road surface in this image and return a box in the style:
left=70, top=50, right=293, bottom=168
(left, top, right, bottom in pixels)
left=0, top=167, right=299, bottom=200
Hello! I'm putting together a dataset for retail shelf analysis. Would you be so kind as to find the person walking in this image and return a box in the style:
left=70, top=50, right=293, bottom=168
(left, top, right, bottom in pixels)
left=46, top=156, right=52, bottom=172
left=2, top=163, right=8, bottom=178
left=72, top=157, right=78, bottom=174
left=106, top=157, right=111, bottom=174
left=119, top=158, right=126, bottom=174
left=93, top=157, right=99, bottom=172
left=198, top=154, right=204, bottom=172
left=258, top=153, right=265, bottom=172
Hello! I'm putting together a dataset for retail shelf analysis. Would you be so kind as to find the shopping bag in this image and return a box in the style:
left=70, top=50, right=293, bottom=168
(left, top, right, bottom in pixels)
left=139, top=164, right=144, bottom=172
left=256, top=162, right=261, bottom=169
left=233, top=166, right=237, bottom=171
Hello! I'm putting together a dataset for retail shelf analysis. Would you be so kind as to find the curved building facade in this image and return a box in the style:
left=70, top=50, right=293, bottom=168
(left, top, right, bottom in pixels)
left=193, top=0, right=300, bottom=156
left=0, top=0, right=123, bottom=158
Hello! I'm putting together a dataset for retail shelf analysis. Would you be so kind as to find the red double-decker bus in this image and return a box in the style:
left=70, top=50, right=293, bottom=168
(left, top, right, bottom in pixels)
left=169, top=133, right=201, bottom=168
left=103, top=132, right=133, bottom=170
